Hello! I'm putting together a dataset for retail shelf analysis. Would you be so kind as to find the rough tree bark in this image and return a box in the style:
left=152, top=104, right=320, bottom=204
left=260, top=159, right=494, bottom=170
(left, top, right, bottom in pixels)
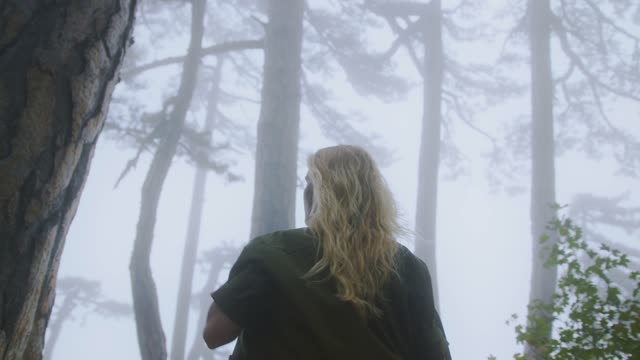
left=249, top=0, right=304, bottom=239
left=0, top=1, right=137, bottom=359
left=170, top=60, right=223, bottom=360
left=525, top=0, right=558, bottom=357
left=414, top=0, right=443, bottom=309
left=128, top=0, right=205, bottom=359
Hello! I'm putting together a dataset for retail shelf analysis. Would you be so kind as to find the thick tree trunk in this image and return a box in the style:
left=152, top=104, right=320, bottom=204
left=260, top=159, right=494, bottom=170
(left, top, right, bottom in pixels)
left=0, top=1, right=136, bottom=359
left=525, top=0, right=557, bottom=357
left=170, top=61, right=223, bottom=360
left=128, top=0, right=205, bottom=359
left=414, top=0, right=443, bottom=310
left=249, top=0, right=304, bottom=239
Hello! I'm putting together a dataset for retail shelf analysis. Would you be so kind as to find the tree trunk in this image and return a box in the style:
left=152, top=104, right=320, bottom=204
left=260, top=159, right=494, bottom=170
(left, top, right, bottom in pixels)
left=42, top=293, right=75, bottom=360
left=129, top=0, right=206, bottom=359
left=170, top=60, right=224, bottom=360
left=249, top=0, right=304, bottom=239
left=525, top=0, right=557, bottom=357
left=186, top=260, right=226, bottom=360
left=0, top=1, right=136, bottom=359
left=414, top=0, right=443, bottom=310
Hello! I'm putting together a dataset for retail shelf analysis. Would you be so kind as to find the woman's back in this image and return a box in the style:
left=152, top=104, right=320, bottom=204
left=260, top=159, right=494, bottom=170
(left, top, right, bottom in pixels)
left=205, top=145, right=450, bottom=359
left=211, top=228, right=451, bottom=360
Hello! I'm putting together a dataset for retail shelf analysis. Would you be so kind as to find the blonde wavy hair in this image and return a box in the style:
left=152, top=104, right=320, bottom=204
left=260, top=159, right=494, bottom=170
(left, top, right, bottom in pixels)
left=304, top=145, right=403, bottom=318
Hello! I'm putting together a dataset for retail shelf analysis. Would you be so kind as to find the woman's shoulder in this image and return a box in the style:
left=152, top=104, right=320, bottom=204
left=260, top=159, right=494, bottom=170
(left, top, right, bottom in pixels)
left=394, top=244, right=433, bottom=280
left=394, top=243, right=417, bottom=266
left=238, top=228, right=318, bottom=278
left=250, top=227, right=311, bottom=244
left=244, top=228, right=316, bottom=256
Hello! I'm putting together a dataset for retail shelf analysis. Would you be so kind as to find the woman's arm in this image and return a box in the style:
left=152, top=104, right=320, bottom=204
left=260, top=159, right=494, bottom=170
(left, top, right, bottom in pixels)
left=202, top=301, right=241, bottom=349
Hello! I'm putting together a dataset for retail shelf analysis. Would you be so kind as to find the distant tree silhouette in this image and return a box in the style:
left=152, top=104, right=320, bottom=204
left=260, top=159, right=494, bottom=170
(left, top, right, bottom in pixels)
left=129, top=0, right=208, bottom=358
left=171, top=59, right=225, bottom=360
left=44, top=277, right=131, bottom=360
left=569, top=193, right=640, bottom=295
left=367, top=0, right=513, bottom=307
left=248, top=0, right=304, bottom=238
left=186, top=245, right=240, bottom=360
left=492, top=0, right=640, bottom=356
left=110, top=3, right=261, bottom=358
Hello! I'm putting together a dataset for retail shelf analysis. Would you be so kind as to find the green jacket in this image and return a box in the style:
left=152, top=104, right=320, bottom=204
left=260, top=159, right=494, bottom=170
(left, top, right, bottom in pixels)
left=212, top=228, right=452, bottom=360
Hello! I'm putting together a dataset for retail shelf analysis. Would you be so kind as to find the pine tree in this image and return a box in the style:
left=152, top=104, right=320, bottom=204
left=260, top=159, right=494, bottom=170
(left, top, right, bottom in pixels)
left=0, top=2, right=137, bottom=359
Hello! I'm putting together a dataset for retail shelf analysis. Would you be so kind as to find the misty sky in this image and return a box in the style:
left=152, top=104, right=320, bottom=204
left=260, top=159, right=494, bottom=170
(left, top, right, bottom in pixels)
left=49, top=1, right=639, bottom=359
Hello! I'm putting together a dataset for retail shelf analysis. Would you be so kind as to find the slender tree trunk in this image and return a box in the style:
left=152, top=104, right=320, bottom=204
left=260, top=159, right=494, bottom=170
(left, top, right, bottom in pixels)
left=249, top=0, right=304, bottom=238
left=171, top=60, right=224, bottom=360
left=42, top=293, right=75, bottom=360
left=129, top=0, right=206, bottom=359
left=525, top=0, right=557, bottom=357
left=414, top=0, right=443, bottom=309
left=0, top=2, right=136, bottom=359
left=186, top=259, right=227, bottom=360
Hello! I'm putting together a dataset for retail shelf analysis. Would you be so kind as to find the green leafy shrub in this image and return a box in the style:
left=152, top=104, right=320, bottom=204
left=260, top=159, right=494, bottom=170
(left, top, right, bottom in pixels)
left=505, top=216, right=640, bottom=359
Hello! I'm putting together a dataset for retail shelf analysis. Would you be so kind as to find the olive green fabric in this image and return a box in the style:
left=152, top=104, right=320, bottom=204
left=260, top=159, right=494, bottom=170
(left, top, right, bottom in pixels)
left=211, top=228, right=452, bottom=360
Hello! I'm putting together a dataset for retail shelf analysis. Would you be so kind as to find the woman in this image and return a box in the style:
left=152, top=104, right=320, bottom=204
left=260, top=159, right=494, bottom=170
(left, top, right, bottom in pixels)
left=203, top=145, right=451, bottom=359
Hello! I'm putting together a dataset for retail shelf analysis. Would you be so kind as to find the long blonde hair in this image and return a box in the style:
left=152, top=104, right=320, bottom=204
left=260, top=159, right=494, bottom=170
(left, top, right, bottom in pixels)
left=305, top=145, right=403, bottom=317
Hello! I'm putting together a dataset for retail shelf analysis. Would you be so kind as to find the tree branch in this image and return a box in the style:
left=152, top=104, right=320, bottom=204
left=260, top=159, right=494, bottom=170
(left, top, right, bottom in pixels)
left=498, top=14, right=527, bottom=60
left=441, top=0, right=474, bottom=15
left=552, top=18, right=640, bottom=102
left=391, top=17, right=425, bottom=75
left=364, top=0, right=427, bottom=73
left=120, top=39, right=263, bottom=79
left=583, top=0, right=640, bottom=43
left=219, top=89, right=260, bottom=104
left=380, top=16, right=423, bottom=63
left=303, top=8, right=347, bottom=62
left=584, top=75, right=614, bottom=130
left=366, top=1, right=429, bottom=17
left=553, top=62, right=575, bottom=85
left=443, top=89, right=496, bottom=143
left=112, top=98, right=175, bottom=187
left=227, top=51, right=263, bottom=87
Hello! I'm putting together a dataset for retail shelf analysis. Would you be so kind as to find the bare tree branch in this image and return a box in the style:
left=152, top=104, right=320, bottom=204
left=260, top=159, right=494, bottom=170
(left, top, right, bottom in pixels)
left=366, top=1, right=429, bottom=17
left=219, top=89, right=260, bottom=104
left=380, top=16, right=424, bottom=63
left=112, top=97, right=176, bottom=187
left=442, top=89, right=496, bottom=143
left=364, top=1, right=426, bottom=74
left=302, top=8, right=350, bottom=63
left=570, top=192, right=640, bottom=233
left=387, top=17, right=424, bottom=76
left=584, top=75, right=616, bottom=132
left=583, top=0, right=640, bottom=43
left=498, top=21, right=526, bottom=59
left=227, top=51, right=262, bottom=87
left=553, top=62, right=575, bottom=85
left=441, top=0, right=474, bottom=16
left=121, top=39, right=264, bottom=79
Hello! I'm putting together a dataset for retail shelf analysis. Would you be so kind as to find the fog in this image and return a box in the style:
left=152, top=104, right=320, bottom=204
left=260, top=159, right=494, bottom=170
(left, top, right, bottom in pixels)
left=44, top=0, right=639, bottom=359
